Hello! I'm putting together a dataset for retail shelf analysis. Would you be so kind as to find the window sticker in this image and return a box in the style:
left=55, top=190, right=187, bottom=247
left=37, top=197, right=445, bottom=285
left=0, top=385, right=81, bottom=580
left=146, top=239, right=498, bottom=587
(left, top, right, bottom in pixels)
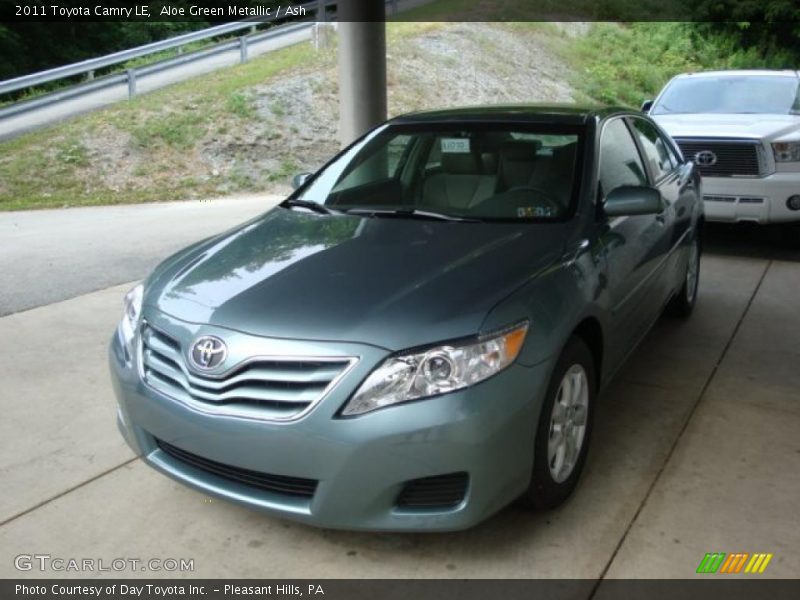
left=517, top=206, right=553, bottom=218
left=441, top=138, right=471, bottom=153
left=517, top=207, right=534, bottom=218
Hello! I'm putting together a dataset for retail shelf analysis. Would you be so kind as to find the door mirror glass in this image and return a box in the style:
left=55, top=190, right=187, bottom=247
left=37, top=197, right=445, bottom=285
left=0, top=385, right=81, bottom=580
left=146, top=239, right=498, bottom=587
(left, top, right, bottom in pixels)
left=641, top=99, right=653, bottom=113
left=604, top=185, right=663, bottom=217
left=291, top=172, right=312, bottom=190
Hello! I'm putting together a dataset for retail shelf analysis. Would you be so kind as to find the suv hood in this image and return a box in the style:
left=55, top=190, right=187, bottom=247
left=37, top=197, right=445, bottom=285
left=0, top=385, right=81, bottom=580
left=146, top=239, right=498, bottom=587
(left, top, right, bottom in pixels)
left=145, top=208, right=567, bottom=351
left=653, top=113, right=800, bottom=141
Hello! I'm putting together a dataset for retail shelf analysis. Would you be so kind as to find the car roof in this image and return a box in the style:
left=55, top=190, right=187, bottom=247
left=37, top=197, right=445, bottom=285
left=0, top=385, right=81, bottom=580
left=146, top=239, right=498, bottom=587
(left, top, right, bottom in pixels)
left=674, top=69, right=799, bottom=80
left=390, top=104, right=632, bottom=126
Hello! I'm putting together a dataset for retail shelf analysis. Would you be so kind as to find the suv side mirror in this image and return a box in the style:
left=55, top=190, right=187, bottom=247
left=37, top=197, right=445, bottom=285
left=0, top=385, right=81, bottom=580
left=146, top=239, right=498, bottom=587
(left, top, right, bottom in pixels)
left=640, top=99, right=653, bottom=113
left=604, top=185, right=663, bottom=217
left=291, top=172, right=311, bottom=190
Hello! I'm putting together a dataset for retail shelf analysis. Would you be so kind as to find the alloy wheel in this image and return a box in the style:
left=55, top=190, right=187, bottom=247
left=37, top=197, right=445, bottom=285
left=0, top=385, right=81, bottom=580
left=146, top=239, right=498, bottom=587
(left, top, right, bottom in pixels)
left=547, top=364, right=589, bottom=483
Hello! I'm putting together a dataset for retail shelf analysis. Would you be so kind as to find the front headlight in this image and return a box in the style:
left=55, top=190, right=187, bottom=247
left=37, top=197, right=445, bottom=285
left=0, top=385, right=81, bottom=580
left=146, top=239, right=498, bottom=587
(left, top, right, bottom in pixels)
left=341, top=321, right=529, bottom=416
left=772, top=141, right=800, bottom=163
left=117, top=283, right=143, bottom=358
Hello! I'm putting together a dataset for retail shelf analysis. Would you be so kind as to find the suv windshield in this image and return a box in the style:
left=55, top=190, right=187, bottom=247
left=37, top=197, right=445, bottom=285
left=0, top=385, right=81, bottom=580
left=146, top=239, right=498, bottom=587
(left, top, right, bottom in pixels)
left=295, top=123, right=584, bottom=222
left=652, top=75, right=800, bottom=115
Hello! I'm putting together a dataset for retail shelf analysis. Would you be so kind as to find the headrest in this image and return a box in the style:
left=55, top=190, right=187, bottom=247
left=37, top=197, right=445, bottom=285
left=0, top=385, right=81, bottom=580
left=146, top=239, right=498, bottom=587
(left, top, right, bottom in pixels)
left=499, top=140, right=542, bottom=162
left=442, top=152, right=481, bottom=175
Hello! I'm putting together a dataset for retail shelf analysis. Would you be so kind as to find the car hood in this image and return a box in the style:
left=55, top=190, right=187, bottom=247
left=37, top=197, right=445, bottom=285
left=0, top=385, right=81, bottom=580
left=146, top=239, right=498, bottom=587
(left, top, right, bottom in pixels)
left=653, top=113, right=800, bottom=141
left=146, top=207, right=568, bottom=351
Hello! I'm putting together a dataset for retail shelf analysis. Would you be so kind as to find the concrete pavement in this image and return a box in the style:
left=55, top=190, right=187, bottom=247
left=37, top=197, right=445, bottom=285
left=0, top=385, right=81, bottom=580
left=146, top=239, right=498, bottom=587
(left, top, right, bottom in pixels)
left=605, top=258, right=800, bottom=578
left=0, top=194, right=278, bottom=316
left=1, top=231, right=797, bottom=580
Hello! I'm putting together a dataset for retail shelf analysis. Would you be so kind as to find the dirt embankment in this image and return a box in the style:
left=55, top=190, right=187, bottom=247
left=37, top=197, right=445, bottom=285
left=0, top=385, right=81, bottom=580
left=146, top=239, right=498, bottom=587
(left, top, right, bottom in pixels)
left=209, top=22, right=578, bottom=195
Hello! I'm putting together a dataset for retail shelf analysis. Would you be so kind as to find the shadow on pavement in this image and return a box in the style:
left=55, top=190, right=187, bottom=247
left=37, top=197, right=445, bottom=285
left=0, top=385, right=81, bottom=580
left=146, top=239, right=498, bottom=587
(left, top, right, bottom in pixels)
left=703, top=222, right=800, bottom=262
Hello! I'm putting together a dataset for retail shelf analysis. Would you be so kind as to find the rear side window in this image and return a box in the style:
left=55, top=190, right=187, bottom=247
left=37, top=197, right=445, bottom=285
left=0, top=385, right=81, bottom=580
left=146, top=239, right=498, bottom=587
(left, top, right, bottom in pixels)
left=599, top=119, right=647, bottom=196
left=630, top=118, right=675, bottom=180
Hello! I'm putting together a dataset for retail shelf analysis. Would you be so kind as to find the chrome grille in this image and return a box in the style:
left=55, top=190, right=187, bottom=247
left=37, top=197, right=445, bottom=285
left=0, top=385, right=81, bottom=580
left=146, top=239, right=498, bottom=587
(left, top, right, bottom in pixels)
left=674, top=138, right=763, bottom=177
left=139, top=323, right=353, bottom=421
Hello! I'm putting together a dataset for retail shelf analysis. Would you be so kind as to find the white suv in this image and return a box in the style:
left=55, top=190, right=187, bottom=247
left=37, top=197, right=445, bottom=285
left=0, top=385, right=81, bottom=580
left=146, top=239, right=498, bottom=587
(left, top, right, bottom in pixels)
left=645, top=70, right=800, bottom=224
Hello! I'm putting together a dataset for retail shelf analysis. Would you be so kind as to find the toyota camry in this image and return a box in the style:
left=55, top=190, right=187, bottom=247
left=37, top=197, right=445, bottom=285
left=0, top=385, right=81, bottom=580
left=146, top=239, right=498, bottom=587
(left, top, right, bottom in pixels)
left=109, top=105, right=703, bottom=531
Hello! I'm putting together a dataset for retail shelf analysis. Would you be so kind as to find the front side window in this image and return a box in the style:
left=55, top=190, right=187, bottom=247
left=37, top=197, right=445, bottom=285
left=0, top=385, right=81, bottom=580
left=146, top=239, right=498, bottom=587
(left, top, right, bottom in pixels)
left=297, top=123, right=584, bottom=222
left=598, top=119, right=648, bottom=197
left=630, top=118, right=676, bottom=181
left=651, top=75, right=800, bottom=115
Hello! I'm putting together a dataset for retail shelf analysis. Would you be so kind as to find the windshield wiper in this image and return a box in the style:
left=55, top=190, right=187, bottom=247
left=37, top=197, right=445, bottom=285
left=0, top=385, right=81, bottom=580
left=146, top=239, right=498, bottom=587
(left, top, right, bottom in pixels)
left=281, top=198, right=333, bottom=215
left=343, top=208, right=482, bottom=222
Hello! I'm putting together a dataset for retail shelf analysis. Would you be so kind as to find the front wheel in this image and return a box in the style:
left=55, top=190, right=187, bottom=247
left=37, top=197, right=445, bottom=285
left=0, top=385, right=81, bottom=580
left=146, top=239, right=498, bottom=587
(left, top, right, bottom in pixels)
left=666, top=234, right=700, bottom=318
left=519, top=336, right=596, bottom=510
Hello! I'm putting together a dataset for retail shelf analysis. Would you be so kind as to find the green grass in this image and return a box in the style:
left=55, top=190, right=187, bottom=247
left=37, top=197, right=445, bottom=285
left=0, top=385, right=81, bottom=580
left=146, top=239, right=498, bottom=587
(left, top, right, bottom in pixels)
left=227, top=92, right=255, bottom=119
left=127, top=111, right=206, bottom=148
left=0, top=40, right=325, bottom=211
left=266, top=158, right=299, bottom=183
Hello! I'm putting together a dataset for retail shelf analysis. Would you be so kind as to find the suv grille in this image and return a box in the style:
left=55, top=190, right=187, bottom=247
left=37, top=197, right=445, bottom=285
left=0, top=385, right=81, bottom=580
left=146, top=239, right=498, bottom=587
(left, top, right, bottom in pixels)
left=156, top=438, right=318, bottom=498
left=140, top=323, right=352, bottom=420
left=673, top=138, right=763, bottom=177
left=396, top=472, right=469, bottom=509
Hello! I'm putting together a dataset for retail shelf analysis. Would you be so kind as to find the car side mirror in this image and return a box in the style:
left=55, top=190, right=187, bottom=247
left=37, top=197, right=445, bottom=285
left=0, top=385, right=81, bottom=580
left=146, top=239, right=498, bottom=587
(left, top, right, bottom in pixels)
left=604, top=186, right=663, bottom=217
left=291, top=172, right=311, bottom=190
left=640, top=99, right=653, bottom=113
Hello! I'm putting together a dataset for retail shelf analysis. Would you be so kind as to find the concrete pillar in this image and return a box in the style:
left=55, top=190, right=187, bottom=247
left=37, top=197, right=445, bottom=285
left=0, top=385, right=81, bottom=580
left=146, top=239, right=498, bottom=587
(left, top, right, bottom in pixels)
left=337, top=1, right=387, bottom=147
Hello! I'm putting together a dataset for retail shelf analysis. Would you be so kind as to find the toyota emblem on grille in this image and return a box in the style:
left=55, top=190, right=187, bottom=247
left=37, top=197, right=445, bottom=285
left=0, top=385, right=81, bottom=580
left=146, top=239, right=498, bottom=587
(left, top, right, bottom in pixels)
left=694, top=150, right=717, bottom=166
left=189, top=336, right=227, bottom=370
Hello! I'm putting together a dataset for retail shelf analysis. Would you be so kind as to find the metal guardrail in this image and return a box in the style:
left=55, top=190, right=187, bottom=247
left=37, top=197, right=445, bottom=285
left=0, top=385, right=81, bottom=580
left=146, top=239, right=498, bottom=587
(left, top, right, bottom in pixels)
left=0, top=0, right=404, bottom=98
left=0, top=21, right=314, bottom=120
left=0, top=0, right=328, bottom=97
left=0, top=0, right=406, bottom=131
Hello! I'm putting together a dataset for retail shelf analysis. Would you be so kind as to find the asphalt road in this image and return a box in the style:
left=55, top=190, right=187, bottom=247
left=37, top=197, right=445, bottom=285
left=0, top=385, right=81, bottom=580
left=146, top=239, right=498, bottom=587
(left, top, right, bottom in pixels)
left=0, top=195, right=278, bottom=316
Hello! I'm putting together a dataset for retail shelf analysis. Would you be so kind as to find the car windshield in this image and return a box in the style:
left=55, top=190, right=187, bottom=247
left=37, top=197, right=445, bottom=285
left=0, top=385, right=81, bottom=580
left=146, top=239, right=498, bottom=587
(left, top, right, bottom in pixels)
left=652, top=75, right=800, bottom=115
left=295, top=123, right=584, bottom=222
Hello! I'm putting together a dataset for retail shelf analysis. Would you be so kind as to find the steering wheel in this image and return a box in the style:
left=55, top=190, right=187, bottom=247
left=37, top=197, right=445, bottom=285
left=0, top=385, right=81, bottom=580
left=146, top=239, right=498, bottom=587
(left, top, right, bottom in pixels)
left=507, top=186, right=562, bottom=214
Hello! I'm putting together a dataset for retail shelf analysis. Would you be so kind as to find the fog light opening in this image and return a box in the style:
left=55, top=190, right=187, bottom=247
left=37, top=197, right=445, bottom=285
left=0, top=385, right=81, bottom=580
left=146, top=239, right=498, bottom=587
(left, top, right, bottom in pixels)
left=787, top=195, right=800, bottom=211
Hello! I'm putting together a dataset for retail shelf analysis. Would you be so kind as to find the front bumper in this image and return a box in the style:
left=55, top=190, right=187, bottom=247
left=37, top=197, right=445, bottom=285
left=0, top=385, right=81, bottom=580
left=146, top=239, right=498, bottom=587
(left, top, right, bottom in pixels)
left=110, top=313, right=553, bottom=532
left=702, top=172, right=800, bottom=224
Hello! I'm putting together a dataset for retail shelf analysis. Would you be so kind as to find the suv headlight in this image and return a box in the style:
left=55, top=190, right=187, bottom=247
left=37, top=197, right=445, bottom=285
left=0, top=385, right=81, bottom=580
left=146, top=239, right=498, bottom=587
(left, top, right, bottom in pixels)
left=772, top=142, right=800, bottom=163
left=341, top=322, right=529, bottom=416
left=117, top=283, right=143, bottom=358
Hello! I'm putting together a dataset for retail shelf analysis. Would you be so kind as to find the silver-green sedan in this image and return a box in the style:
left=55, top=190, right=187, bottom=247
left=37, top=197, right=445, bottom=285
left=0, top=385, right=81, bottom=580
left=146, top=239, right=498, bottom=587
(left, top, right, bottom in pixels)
left=110, top=105, right=703, bottom=531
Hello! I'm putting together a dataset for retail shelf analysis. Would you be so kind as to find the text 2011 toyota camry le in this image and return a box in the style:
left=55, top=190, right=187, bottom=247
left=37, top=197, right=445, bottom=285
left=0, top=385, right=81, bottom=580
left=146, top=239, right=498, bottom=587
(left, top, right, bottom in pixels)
left=110, top=105, right=703, bottom=531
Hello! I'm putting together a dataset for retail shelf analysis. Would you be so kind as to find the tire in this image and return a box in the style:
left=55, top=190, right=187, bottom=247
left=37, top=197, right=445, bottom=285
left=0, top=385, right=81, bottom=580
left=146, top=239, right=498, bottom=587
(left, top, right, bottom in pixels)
left=666, top=232, right=700, bottom=318
left=519, top=336, right=596, bottom=510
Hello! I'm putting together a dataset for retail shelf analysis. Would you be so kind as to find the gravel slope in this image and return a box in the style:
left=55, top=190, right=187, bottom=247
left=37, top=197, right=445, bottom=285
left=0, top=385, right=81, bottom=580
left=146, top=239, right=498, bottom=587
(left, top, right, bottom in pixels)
left=217, top=22, right=578, bottom=194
